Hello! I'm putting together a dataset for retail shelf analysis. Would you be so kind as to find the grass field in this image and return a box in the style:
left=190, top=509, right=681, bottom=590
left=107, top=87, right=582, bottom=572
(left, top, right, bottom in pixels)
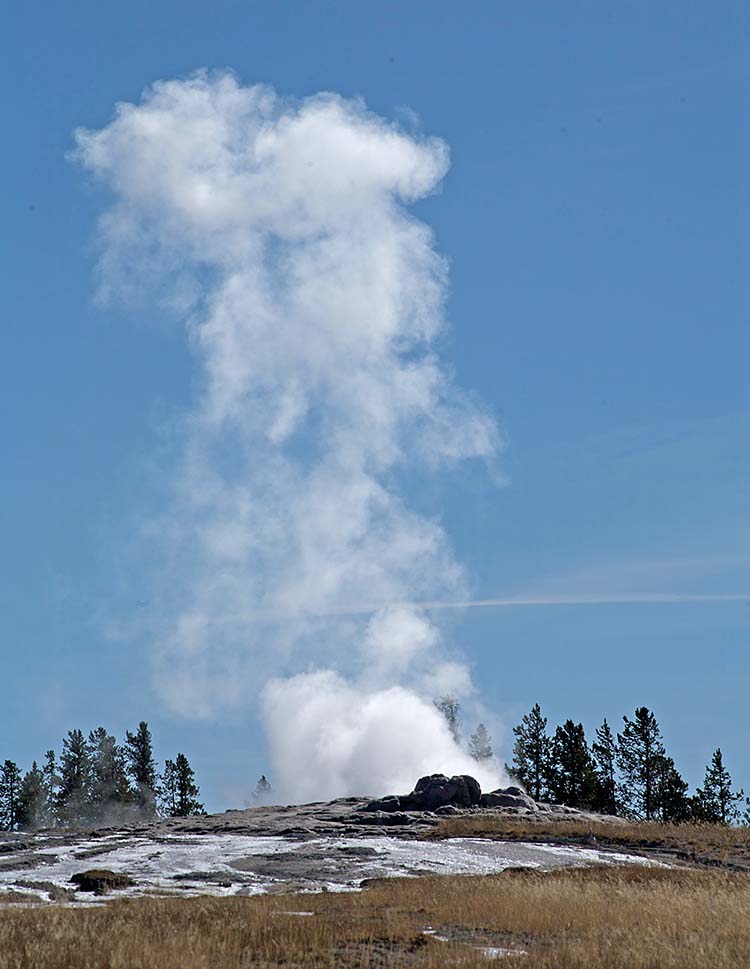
left=429, top=817, right=750, bottom=870
left=3, top=865, right=750, bottom=968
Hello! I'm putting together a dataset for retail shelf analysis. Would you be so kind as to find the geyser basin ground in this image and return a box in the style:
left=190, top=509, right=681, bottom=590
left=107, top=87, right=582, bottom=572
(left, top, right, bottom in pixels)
left=0, top=831, right=661, bottom=905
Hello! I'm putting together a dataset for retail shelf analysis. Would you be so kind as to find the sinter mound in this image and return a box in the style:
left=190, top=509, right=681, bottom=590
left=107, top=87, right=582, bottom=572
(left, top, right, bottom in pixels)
left=362, top=773, right=537, bottom=814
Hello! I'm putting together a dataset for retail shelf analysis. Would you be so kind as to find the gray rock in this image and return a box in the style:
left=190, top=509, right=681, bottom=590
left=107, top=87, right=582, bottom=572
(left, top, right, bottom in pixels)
left=362, top=795, right=403, bottom=812
left=434, top=804, right=463, bottom=816
left=70, top=869, right=134, bottom=893
left=364, top=774, right=483, bottom=813
left=480, top=788, right=537, bottom=812
left=350, top=811, right=417, bottom=826
left=407, top=773, right=482, bottom=810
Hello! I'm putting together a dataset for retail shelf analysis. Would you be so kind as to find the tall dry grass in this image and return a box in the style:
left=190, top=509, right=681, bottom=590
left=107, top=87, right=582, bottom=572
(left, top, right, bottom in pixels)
left=2, top=866, right=750, bottom=968
left=429, top=817, right=750, bottom=868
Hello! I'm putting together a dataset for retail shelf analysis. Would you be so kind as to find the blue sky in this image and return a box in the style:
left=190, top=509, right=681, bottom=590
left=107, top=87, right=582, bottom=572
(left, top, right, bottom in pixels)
left=2, top=1, right=748, bottom=809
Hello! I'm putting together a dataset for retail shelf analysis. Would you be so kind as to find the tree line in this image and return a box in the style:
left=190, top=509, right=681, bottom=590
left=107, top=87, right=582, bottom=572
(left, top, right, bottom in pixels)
left=508, top=703, right=745, bottom=824
left=434, top=695, right=745, bottom=824
left=0, top=721, right=204, bottom=831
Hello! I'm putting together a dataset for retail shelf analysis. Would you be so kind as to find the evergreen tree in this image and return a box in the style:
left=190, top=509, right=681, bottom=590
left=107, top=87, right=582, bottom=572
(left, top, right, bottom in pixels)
left=18, top=762, right=48, bottom=830
left=42, top=750, right=59, bottom=825
left=88, top=727, right=131, bottom=822
left=160, top=759, right=179, bottom=817
left=434, top=695, right=462, bottom=744
left=469, top=723, right=494, bottom=761
left=160, top=754, right=204, bottom=817
left=253, top=775, right=273, bottom=804
left=655, top=755, right=691, bottom=822
left=695, top=749, right=744, bottom=824
left=617, top=707, right=666, bottom=820
left=56, top=729, right=92, bottom=825
left=0, top=761, right=22, bottom=831
left=591, top=718, right=619, bottom=815
left=124, top=721, right=157, bottom=816
left=507, top=703, right=551, bottom=801
left=548, top=720, right=598, bottom=808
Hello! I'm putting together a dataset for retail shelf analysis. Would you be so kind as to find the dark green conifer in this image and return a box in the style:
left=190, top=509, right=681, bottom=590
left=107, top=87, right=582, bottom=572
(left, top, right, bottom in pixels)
left=42, top=750, right=59, bottom=825
left=616, top=707, right=665, bottom=820
left=695, top=749, right=744, bottom=824
left=0, top=761, right=22, bottom=831
left=124, top=722, right=157, bottom=817
left=18, top=762, right=48, bottom=830
left=56, top=729, right=92, bottom=825
left=88, top=727, right=131, bottom=822
left=548, top=720, right=598, bottom=808
left=507, top=703, right=551, bottom=801
left=592, top=718, right=619, bottom=815
left=160, top=753, right=204, bottom=817
left=655, top=755, right=691, bottom=822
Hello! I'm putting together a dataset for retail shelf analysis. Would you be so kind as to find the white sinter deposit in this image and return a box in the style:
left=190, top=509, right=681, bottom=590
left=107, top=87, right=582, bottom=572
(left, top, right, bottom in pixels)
left=0, top=832, right=665, bottom=905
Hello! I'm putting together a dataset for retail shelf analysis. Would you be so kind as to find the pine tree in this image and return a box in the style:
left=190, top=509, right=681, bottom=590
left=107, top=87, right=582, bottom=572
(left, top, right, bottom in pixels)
left=88, top=727, right=131, bottom=823
left=469, top=723, right=494, bottom=761
left=124, top=722, right=157, bottom=816
left=56, top=729, right=92, bottom=825
left=655, top=755, right=691, bottom=822
left=591, top=718, right=619, bottom=815
left=0, top=761, right=23, bottom=831
left=434, top=695, right=462, bottom=744
left=160, top=754, right=204, bottom=817
left=42, top=750, right=59, bottom=826
left=548, top=720, right=598, bottom=808
left=160, top=759, right=179, bottom=817
left=253, top=775, right=273, bottom=804
left=18, top=762, right=48, bottom=830
left=507, top=703, right=552, bottom=801
left=617, top=708, right=666, bottom=820
left=695, top=749, right=744, bottom=824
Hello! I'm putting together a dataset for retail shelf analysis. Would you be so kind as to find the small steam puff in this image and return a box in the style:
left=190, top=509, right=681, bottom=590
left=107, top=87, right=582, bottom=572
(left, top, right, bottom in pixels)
left=75, top=71, right=504, bottom=800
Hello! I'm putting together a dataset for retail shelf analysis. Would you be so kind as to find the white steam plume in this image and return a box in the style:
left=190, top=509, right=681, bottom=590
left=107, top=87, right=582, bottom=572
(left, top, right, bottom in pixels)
left=75, top=71, right=504, bottom=800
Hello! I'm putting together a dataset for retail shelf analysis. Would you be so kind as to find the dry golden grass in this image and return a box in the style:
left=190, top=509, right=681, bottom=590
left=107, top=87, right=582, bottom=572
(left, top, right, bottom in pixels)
left=2, top=866, right=750, bottom=968
left=429, top=817, right=750, bottom=869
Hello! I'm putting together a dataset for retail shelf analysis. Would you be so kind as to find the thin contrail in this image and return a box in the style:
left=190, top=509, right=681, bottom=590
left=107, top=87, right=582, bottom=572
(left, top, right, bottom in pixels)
left=394, top=593, right=750, bottom=612
left=202, top=592, right=750, bottom=625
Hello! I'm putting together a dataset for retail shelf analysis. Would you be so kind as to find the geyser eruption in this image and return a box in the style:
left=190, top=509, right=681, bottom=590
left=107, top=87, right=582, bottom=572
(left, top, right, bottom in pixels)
left=75, top=71, right=504, bottom=800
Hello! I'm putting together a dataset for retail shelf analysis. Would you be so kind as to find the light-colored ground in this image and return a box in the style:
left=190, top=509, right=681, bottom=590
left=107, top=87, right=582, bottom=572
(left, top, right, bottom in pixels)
left=0, top=831, right=661, bottom=904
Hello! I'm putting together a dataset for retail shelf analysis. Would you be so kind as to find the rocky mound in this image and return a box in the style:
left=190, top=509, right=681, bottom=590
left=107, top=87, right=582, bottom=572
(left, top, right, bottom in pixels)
left=361, top=773, right=537, bottom=815
left=70, top=869, right=135, bottom=894
left=480, top=786, right=537, bottom=811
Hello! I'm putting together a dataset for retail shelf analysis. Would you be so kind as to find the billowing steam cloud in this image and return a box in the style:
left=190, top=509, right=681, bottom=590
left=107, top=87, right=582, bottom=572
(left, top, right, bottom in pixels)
left=75, top=71, right=504, bottom=799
